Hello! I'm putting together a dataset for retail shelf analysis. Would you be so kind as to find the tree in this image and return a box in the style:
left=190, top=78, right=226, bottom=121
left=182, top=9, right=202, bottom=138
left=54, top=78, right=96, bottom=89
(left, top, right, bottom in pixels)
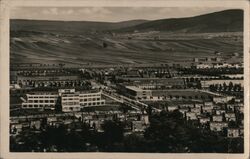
left=143, top=110, right=230, bottom=153
left=144, top=110, right=190, bottom=152
left=123, top=133, right=147, bottom=152
left=228, top=82, right=234, bottom=91
left=101, top=120, right=124, bottom=146
left=119, top=103, right=131, bottom=114
left=103, top=42, right=108, bottom=48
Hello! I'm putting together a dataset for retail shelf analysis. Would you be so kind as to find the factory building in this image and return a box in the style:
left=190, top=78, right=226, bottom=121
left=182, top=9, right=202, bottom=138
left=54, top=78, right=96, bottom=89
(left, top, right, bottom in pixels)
left=21, top=89, right=105, bottom=112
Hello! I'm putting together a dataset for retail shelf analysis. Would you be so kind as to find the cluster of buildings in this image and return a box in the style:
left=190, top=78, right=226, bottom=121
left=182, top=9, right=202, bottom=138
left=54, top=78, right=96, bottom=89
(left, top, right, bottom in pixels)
left=10, top=111, right=149, bottom=136
left=200, top=79, right=243, bottom=89
left=116, top=78, right=186, bottom=100
left=195, top=62, right=243, bottom=69
left=165, top=99, right=243, bottom=138
left=10, top=61, right=244, bottom=143
left=10, top=67, right=86, bottom=89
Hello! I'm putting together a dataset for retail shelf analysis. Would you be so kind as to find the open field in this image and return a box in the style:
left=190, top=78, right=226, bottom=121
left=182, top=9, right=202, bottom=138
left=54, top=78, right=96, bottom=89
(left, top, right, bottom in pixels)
left=10, top=31, right=243, bottom=65
left=10, top=9, right=243, bottom=65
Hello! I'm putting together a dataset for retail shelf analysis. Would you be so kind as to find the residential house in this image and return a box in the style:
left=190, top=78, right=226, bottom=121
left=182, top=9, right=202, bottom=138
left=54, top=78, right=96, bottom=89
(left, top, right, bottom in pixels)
left=227, top=128, right=240, bottom=138
left=212, top=115, right=223, bottom=122
left=210, top=122, right=228, bottom=131
left=186, top=112, right=197, bottom=120
left=225, top=113, right=236, bottom=121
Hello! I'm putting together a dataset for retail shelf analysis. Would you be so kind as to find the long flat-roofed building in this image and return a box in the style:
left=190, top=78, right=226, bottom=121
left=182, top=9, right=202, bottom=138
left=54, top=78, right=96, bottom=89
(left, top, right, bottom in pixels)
left=21, top=93, right=58, bottom=110
left=21, top=89, right=105, bottom=112
left=120, top=85, right=152, bottom=100
left=117, top=77, right=185, bottom=89
left=79, top=92, right=105, bottom=107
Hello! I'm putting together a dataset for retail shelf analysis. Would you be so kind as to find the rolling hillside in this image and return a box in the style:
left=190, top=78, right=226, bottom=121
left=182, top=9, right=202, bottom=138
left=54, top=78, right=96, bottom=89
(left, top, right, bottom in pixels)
left=10, top=9, right=243, bottom=65
left=10, top=19, right=148, bottom=34
left=116, top=9, right=243, bottom=33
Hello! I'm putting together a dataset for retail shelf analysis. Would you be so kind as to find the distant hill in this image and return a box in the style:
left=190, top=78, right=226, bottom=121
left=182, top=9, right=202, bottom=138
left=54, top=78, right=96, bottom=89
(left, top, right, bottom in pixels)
left=116, top=9, right=243, bottom=33
left=10, top=19, right=148, bottom=34
left=10, top=9, right=243, bottom=34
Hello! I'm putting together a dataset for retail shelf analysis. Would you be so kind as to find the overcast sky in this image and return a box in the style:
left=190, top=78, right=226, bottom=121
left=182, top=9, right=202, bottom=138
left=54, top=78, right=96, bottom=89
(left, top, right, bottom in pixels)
left=10, top=7, right=229, bottom=22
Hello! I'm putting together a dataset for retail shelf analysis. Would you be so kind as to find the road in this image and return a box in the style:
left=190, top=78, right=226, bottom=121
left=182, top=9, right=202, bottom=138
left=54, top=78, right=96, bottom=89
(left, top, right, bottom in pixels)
left=90, top=80, right=161, bottom=112
left=101, top=88, right=161, bottom=112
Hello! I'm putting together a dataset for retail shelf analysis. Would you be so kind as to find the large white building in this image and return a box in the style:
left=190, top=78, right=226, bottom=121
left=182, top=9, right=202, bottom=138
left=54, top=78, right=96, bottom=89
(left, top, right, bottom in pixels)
left=21, top=89, right=105, bottom=112
left=21, top=93, right=59, bottom=110
left=61, top=92, right=81, bottom=112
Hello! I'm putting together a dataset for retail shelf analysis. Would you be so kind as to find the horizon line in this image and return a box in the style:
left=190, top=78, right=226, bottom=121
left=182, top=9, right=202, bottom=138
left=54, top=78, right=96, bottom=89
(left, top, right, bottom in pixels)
left=9, top=9, right=239, bottom=23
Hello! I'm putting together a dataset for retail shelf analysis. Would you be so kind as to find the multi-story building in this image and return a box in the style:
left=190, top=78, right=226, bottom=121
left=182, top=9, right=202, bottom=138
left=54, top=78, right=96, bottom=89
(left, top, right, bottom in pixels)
left=79, top=92, right=105, bottom=107
left=21, top=89, right=105, bottom=112
left=61, top=93, right=81, bottom=112
left=21, top=93, right=59, bottom=110
left=118, top=85, right=152, bottom=100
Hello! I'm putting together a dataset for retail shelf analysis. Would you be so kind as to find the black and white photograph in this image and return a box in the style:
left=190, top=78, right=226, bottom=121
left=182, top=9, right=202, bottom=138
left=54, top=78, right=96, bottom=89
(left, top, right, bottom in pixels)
left=0, top=0, right=249, bottom=159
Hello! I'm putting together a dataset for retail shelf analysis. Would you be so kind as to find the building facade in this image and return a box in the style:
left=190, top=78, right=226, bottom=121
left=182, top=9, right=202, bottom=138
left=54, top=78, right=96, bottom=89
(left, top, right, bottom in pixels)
left=21, top=93, right=59, bottom=110
left=21, top=89, right=105, bottom=112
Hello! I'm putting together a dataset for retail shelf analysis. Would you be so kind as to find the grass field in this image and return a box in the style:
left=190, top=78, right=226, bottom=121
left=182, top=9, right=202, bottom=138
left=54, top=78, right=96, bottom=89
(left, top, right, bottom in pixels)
left=10, top=31, right=243, bottom=65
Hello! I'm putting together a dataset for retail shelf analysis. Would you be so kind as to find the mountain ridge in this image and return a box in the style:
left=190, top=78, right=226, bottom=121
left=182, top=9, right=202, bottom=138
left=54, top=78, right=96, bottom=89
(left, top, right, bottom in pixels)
left=115, top=9, right=243, bottom=33
left=10, top=9, right=243, bottom=34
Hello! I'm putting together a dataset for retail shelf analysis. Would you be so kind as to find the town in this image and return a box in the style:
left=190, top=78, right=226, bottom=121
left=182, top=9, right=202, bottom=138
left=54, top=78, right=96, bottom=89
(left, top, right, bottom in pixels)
left=9, top=53, right=244, bottom=152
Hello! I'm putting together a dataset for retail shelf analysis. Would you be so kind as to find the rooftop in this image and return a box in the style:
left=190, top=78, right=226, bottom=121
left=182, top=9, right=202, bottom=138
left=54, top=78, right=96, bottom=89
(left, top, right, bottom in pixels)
left=125, top=86, right=143, bottom=92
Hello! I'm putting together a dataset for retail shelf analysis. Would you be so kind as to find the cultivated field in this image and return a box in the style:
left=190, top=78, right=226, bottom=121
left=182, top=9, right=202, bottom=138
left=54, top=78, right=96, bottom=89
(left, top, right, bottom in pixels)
left=10, top=31, right=243, bottom=65
left=10, top=9, right=243, bottom=65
